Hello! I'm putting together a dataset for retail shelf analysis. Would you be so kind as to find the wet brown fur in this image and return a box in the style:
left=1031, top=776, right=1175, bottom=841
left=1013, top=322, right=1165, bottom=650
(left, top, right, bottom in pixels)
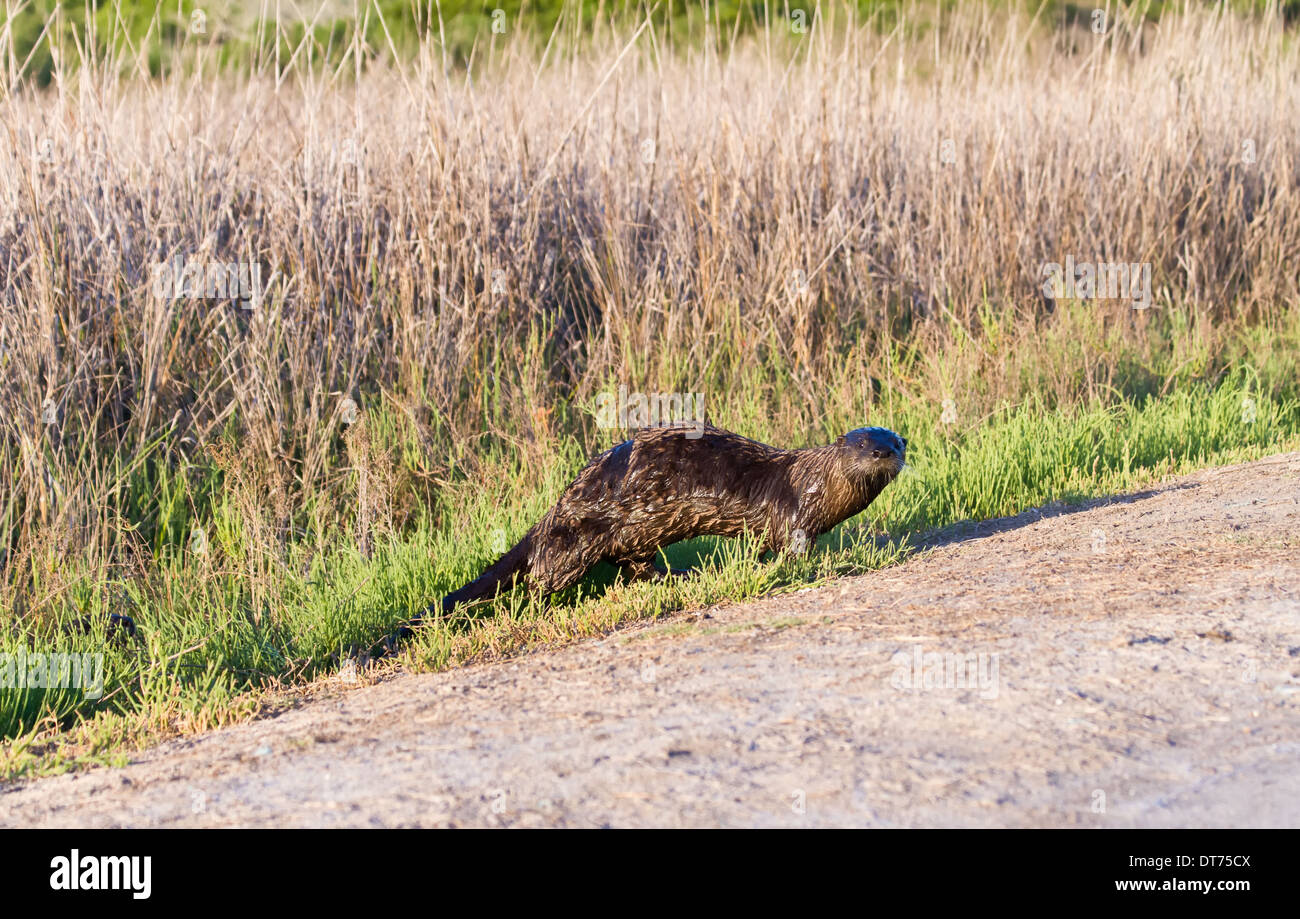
left=429, top=423, right=906, bottom=619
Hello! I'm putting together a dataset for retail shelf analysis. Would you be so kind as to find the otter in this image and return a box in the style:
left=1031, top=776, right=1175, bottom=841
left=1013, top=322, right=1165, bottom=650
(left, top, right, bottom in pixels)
left=421, top=423, right=906, bottom=622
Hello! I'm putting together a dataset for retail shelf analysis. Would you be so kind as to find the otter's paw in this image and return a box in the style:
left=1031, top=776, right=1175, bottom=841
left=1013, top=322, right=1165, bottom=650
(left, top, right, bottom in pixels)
left=372, top=626, right=412, bottom=659
left=655, top=566, right=695, bottom=580
left=107, top=612, right=137, bottom=639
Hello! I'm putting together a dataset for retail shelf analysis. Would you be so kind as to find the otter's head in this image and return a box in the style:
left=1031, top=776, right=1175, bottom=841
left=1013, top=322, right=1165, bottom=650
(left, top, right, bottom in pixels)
left=835, top=426, right=907, bottom=487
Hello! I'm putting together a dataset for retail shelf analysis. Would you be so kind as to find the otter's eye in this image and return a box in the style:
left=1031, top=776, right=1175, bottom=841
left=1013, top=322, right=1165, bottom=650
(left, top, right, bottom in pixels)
left=871, top=449, right=884, bottom=458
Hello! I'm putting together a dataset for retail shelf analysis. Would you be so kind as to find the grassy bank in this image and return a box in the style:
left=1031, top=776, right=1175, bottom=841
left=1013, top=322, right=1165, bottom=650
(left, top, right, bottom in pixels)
left=4, top=371, right=1299, bottom=778
left=4, top=332, right=1298, bottom=775
left=3, top=2, right=1300, bottom=775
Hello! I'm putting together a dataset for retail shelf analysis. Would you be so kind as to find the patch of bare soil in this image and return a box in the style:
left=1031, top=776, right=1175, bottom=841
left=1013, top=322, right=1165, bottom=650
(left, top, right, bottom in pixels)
left=3, top=454, right=1299, bottom=827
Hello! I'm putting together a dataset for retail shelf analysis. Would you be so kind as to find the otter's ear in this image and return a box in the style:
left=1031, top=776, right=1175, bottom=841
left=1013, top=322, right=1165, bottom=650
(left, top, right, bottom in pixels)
left=835, top=434, right=846, bottom=446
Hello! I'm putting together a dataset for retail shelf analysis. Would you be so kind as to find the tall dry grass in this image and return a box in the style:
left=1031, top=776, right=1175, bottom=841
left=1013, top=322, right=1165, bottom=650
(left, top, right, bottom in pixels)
left=1, top=1, right=1298, bottom=607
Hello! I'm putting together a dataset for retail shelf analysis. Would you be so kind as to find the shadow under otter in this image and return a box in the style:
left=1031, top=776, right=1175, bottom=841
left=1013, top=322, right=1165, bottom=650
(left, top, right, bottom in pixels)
left=414, top=423, right=906, bottom=626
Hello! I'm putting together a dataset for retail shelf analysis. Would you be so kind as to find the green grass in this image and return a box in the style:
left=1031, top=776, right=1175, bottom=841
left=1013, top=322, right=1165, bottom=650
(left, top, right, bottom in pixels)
left=4, top=368, right=1296, bottom=778
left=6, top=1, right=1296, bottom=85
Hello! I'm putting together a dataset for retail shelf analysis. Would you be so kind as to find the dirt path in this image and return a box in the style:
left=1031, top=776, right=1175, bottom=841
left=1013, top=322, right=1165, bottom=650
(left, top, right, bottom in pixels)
left=4, top=454, right=1299, bottom=828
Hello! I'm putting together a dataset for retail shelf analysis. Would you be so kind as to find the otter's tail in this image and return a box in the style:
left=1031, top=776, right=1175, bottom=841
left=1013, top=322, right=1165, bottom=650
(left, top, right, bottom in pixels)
left=436, top=531, right=534, bottom=617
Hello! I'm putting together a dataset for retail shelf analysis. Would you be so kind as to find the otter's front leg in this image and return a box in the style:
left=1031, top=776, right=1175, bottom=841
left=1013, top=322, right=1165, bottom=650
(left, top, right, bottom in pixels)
left=619, top=557, right=692, bottom=582
left=618, top=558, right=660, bottom=582
left=762, top=522, right=820, bottom=559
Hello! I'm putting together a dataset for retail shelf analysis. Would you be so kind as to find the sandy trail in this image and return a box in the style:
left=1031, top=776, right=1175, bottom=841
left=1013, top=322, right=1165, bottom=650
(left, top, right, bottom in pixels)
left=3, top=453, right=1298, bottom=828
